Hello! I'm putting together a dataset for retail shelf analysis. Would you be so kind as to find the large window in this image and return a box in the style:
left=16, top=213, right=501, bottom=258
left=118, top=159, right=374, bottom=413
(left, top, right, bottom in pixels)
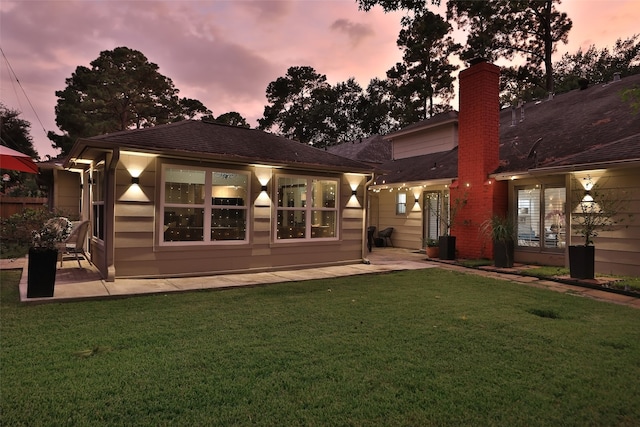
left=276, top=176, right=338, bottom=240
left=162, top=167, right=248, bottom=244
left=516, top=185, right=566, bottom=250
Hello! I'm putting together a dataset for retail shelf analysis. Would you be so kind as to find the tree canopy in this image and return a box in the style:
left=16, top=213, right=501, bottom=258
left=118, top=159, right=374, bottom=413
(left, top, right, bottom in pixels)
left=49, top=46, right=211, bottom=155
left=1, top=103, right=38, bottom=159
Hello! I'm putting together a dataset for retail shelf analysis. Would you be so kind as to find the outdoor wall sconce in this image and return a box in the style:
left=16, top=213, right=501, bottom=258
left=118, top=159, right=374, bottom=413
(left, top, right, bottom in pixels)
left=254, top=166, right=273, bottom=207
left=131, top=176, right=140, bottom=185
left=412, top=196, right=421, bottom=212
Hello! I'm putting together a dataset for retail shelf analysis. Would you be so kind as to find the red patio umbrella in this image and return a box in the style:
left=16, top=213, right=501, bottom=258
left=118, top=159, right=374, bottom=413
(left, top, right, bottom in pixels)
left=0, top=145, right=39, bottom=174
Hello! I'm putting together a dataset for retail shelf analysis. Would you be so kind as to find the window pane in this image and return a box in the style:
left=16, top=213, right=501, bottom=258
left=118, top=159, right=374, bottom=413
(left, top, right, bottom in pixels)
left=211, top=209, right=246, bottom=240
left=311, top=180, right=336, bottom=208
left=164, top=207, right=204, bottom=241
left=517, top=188, right=540, bottom=247
left=277, top=177, right=307, bottom=208
left=397, top=192, right=407, bottom=214
left=543, top=187, right=566, bottom=248
left=277, top=210, right=306, bottom=239
left=311, top=210, right=336, bottom=238
left=425, top=192, right=440, bottom=240
left=165, top=169, right=205, bottom=204
left=211, top=172, right=247, bottom=206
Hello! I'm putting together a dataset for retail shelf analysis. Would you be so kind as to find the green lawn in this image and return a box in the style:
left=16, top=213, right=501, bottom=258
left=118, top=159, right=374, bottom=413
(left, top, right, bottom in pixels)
left=2, top=268, right=639, bottom=426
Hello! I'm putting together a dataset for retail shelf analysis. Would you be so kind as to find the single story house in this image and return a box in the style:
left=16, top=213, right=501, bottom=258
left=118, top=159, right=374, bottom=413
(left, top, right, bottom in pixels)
left=63, top=121, right=373, bottom=281
left=329, top=62, right=640, bottom=277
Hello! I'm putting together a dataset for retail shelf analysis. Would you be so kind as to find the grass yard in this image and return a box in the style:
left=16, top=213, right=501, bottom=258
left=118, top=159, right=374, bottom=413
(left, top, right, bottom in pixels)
left=2, top=268, right=640, bottom=426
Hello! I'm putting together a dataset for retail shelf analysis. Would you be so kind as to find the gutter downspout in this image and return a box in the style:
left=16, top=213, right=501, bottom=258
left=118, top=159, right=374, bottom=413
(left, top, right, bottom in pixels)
left=105, top=148, right=120, bottom=282
left=361, top=173, right=375, bottom=263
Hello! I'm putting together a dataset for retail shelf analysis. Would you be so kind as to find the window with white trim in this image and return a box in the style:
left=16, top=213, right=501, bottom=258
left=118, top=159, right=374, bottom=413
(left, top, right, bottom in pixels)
left=161, top=166, right=249, bottom=244
left=396, top=192, right=407, bottom=214
left=91, top=163, right=105, bottom=241
left=276, top=176, right=338, bottom=240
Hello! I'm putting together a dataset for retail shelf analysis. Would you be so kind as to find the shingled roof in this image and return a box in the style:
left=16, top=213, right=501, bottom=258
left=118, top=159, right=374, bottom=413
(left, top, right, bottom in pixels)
left=498, top=73, right=640, bottom=174
left=325, top=134, right=391, bottom=165
left=340, top=73, right=640, bottom=185
left=67, top=120, right=373, bottom=173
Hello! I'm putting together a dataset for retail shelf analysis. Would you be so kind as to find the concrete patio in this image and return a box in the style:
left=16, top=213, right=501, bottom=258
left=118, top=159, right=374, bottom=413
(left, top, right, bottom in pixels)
left=3, top=248, right=639, bottom=309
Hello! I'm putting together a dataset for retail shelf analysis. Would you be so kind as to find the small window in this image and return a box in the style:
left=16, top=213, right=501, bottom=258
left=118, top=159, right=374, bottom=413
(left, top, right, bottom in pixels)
left=396, top=192, right=407, bottom=215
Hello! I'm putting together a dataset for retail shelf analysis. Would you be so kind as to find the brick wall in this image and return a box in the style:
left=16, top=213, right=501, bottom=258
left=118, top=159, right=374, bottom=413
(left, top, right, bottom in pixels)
left=452, top=60, right=507, bottom=259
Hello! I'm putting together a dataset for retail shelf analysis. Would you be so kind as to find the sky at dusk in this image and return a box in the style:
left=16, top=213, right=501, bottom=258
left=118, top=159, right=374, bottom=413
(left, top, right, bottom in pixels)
left=1, top=0, right=639, bottom=159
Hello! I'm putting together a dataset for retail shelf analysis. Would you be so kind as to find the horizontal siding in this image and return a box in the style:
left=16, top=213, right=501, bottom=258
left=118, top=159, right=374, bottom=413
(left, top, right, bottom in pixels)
left=393, top=125, right=457, bottom=160
left=111, top=162, right=366, bottom=278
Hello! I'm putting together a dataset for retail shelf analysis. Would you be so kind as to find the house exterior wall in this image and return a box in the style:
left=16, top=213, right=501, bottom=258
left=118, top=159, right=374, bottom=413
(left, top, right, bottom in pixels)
left=107, top=157, right=366, bottom=278
left=569, top=167, right=640, bottom=277
left=369, top=184, right=449, bottom=251
left=391, top=123, right=457, bottom=160
left=53, top=169, right=81, bottom=220
left=510, top=166, right=640, bottom=276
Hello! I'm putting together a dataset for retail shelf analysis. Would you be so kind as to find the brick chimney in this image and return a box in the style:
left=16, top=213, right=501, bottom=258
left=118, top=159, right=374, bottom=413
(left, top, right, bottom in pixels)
left=450, top=59, right=508, bottom=259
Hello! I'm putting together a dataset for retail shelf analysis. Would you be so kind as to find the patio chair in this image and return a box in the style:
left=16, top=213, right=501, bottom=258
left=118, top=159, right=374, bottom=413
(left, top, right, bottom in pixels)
left=58, top=220, right=90, bottom=267
left=378, top=227, right=394, bottom=247
left=367, top=226, right=376, bottom=252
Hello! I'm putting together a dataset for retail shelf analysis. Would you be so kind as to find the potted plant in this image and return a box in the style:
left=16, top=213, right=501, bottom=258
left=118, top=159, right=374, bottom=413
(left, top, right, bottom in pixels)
left=480, top=215, right=515, bottom=268
left=570, top=177, right=631, bottom=279
left=438, top=192, right=467, bottom=260
left=423, top=238, right=439, bottom=258
left=27, top=217, right=72, bottom=298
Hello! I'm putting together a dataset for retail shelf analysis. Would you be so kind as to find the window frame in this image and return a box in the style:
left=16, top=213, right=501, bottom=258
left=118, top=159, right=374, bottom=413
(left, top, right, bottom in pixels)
left=159, top=164, right=251, bottom=246
left=396, top=192, right=407, bottom=215
left=275, top=174, right=340, bottom=241
left=91, top=161, right=105, bottom=242
left=515, top=183, right=566, bottom=252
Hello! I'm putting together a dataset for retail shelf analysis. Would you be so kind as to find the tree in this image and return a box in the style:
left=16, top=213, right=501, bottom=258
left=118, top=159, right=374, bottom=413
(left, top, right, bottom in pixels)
left=356, top=0, right=440, bottom=13
left=49, top=47, right=211, bottom=155
left=332, top=78, right=369, bottom=144
left=213, top=112, right=250, bottom=128
left=0, top=103, right=38, bottom=158
left=508, top=0, right=572, bottom=94
left=446, top=0, right=508, bottom=62
left=359, top=78, right=397, bottom=136
left=386, top=11, right=460, bottom=125
left=554, top=34, right=640, bottom=93
left=258, top=66, right=334, bottom=146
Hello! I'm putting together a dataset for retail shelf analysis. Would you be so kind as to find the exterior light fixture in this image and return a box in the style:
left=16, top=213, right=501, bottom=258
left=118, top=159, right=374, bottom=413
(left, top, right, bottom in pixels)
left=131, top=176, right=140, bottom=185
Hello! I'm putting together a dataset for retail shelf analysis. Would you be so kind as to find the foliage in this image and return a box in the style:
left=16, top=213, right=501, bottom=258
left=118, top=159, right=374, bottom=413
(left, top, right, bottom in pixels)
left=3, top=269, right=640, bottom=425
left=386, top=11, right=460, bottom=125
left=211, top=112, right=250, bottom=128
left=48, top=47, right=211, bottom=155
left=0, top=103, right=38, bottom=159
left=446, top=0, right=508, bottom=62
left=622, top=85, right=640, bottom=114
left=422, top=237, right=438, bottom=247
left=480, top=214, right=516, bottom=243
left=554, top=34, right=640, bottom=93
left=571, top=177, right=632, bottom=246
left=258, top=66, right=335, bottom=147
left=0, top=208, right=66, bottom=257
left=442, top=191, right=468, bottom=236
left=31, top=216, right=72, bottom=250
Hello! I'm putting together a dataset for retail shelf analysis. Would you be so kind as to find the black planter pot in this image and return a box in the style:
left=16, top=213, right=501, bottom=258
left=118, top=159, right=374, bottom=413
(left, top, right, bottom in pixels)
left=27, top=248, right=58, bottom=298
left=439, top=235, right=456, bottom=260
left=569, top=245, right=595, bottom=279
left=494, top=240, right=514, bottom=268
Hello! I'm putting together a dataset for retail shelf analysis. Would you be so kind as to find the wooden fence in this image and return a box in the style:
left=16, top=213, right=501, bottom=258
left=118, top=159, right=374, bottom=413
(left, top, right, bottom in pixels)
left=0, top=197, right=49, bottom=219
